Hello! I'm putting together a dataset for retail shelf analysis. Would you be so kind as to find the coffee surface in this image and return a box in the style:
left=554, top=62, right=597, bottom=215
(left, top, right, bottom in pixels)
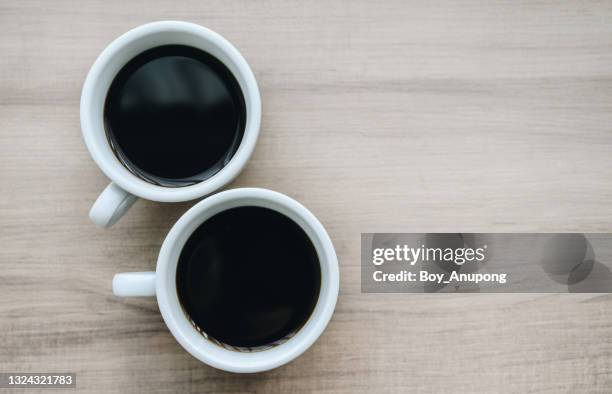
left=176, top=206, right=321, bottom=348
left=104, top=45, right=245, bottom=186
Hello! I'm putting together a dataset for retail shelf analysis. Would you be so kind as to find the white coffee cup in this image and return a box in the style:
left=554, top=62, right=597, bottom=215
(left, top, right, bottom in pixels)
left=81, top=21, right=261, bottom=228
left=112, top=188, right=339, bottom=373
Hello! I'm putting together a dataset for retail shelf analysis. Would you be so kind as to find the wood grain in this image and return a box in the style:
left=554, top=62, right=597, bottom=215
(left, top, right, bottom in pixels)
left=1, top=0, right=612, bottom=392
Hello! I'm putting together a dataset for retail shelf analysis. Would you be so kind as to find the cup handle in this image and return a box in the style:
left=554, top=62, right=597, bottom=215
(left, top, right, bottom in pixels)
left=113, top=272, right=156, bottom=297
left=89, top=182, right=137, bottom=228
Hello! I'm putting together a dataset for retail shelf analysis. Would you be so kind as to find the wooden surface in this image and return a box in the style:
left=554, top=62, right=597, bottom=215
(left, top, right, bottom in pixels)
left=1, top=0, right=612, bottom=392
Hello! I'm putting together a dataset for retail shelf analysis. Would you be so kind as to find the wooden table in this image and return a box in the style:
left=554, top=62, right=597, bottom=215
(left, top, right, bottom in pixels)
left=1, top=1, right=611, bottom=392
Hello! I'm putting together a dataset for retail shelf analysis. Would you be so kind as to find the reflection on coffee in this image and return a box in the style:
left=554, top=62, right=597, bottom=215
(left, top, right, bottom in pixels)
left=104, top=45, right=246, bottom=187
left=176, top=206, right=321, bottom=348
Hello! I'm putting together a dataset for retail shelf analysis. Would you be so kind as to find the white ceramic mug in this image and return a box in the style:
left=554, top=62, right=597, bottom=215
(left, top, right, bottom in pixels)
left=81, top=21, right=261, bottom=228
left=112, top=188, right=339, bottom=372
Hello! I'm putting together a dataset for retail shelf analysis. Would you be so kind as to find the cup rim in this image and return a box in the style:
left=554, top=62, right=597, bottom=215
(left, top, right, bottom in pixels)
left=154, top=188, right=339, bottom=373
left=80, top=21, right=261, bottom=202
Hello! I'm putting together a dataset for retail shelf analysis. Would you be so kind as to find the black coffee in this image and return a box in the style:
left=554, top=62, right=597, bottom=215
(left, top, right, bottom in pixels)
left=176, top=206, right=321, bottom=348
left=104, top=45, right=246, bottom=186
